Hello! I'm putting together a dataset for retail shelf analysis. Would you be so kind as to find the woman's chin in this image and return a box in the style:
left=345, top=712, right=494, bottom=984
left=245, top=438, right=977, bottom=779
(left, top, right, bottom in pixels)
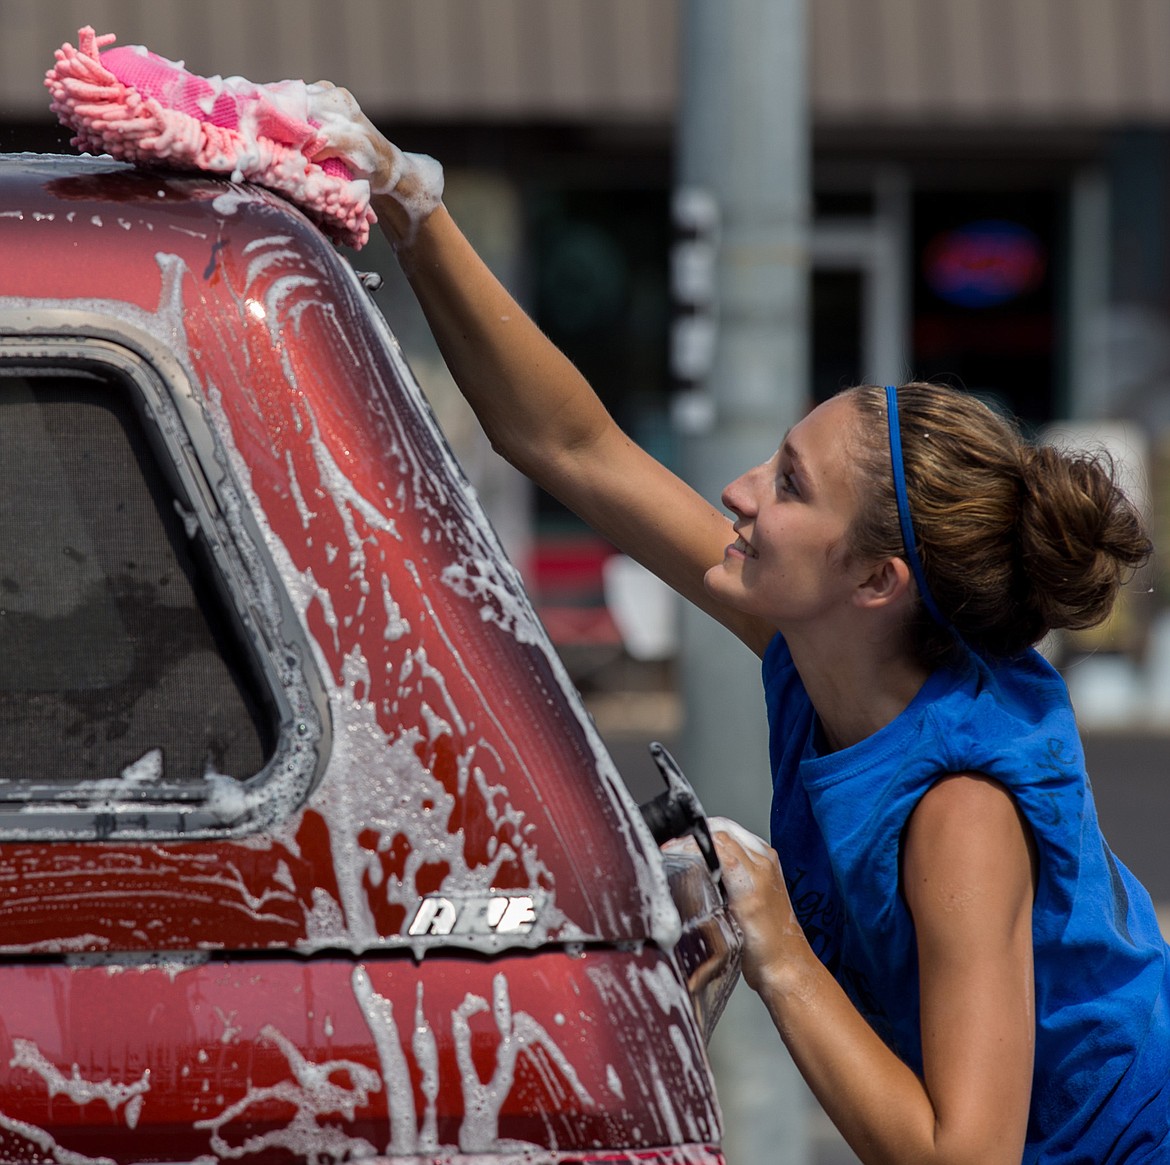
left=704, top=561, right=749, bottom=606
left=702, top=562, right=730, bottom=595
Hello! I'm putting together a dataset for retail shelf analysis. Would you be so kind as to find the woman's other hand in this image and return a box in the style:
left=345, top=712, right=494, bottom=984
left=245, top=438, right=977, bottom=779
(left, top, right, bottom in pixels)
left=708, top=816, right=803, bottom=992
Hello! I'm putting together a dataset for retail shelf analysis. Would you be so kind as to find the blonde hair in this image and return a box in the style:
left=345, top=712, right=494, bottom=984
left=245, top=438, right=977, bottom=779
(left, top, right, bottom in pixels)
left=844, top=382, right=1152, bottom=665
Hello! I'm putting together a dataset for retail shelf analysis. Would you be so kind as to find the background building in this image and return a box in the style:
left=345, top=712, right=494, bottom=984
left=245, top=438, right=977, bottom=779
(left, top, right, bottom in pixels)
left=7, top=4, right=1170, bottom=710
left=7, top=5, right=1170, bottom=1161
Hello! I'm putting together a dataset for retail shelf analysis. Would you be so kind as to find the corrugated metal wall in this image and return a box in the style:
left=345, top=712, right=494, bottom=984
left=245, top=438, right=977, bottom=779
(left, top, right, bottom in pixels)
left=3, top=0, right=676, bottom=122
left=811, top=0, right=1170, bottom=123
left=4, top=0, right=1170, bottom=126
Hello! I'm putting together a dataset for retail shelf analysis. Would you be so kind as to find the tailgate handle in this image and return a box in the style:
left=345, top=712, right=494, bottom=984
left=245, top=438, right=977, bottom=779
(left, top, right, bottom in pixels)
left=639, top=742, right=722, bottom=888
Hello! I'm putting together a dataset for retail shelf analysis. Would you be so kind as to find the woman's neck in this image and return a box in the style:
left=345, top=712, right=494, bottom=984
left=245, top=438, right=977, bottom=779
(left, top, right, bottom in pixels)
left=787, top=630, right=931, bottom=753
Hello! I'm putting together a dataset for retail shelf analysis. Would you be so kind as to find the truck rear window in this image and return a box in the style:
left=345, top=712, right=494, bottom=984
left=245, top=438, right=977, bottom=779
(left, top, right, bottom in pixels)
left=0, top=373, right=273, bottom=789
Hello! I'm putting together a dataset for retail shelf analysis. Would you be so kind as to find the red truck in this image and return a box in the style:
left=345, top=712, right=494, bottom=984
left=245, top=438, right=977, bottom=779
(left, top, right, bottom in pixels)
left=0, top=152, right=739, bottom=1163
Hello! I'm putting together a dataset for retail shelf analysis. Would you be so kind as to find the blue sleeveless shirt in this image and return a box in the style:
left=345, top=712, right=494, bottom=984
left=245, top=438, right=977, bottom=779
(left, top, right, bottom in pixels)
left=763, top=633, right=1170, bottom=1162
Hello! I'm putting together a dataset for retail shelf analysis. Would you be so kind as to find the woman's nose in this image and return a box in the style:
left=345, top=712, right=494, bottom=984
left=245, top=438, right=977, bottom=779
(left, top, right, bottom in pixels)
left=721, top=468, right=756, bottom=517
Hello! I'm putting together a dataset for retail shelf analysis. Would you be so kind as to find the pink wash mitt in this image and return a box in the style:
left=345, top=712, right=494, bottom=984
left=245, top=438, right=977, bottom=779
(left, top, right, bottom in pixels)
left=45, top=27, right=376, bottom=248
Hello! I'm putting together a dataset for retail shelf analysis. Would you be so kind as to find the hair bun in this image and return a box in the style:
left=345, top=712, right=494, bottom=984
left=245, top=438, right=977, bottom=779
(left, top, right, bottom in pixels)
left=1016, top=444, right=1151, bottom=633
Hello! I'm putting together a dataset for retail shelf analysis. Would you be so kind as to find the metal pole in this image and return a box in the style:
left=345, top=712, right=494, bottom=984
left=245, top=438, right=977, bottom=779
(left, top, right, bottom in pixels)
left=675, top=1, right=811, bottom=1162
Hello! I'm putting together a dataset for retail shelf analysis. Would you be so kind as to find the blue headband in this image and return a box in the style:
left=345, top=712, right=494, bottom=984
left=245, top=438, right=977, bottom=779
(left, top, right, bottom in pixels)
left=884, top=385, right=950, bottom=628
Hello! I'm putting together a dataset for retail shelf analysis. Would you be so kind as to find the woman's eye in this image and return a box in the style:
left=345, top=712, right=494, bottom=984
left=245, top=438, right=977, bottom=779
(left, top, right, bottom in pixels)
left=781, top=473, right=799, bottom=496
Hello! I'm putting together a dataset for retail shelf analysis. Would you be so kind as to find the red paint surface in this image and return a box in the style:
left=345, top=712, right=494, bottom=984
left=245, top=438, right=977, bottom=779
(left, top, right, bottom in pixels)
left=0, top=155, right=725, bottom=1160
left=0, top=157, right=662, bottom=954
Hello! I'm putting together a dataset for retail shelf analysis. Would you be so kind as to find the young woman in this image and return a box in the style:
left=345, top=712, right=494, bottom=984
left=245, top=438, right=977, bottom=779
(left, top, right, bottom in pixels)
left=316, top=89, right=1170, bottom=1164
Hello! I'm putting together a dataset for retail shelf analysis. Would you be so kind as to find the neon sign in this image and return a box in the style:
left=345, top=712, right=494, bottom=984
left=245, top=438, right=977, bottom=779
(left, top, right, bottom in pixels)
left=924, top=219, right=1046, bottom=308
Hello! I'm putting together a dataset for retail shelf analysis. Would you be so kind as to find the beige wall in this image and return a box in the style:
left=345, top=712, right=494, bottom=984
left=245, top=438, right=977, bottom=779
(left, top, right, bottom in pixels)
left=4, top=0, right=676, bottom=122
left=812, top=0, right=1170, bottom=125
left=8, top=0, right=1170, bottom=128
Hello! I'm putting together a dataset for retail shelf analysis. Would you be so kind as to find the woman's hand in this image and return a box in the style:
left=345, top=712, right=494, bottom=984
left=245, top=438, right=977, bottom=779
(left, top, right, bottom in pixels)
left=305, top=83, right=444, bottom=243
left=304, top=82, right=397, bottom=190
left=707, top=816, right=805, bottom=992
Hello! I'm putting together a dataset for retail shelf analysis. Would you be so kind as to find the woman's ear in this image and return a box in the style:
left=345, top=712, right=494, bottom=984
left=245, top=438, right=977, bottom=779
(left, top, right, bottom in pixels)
left=853, top=556, right=913, bottom=611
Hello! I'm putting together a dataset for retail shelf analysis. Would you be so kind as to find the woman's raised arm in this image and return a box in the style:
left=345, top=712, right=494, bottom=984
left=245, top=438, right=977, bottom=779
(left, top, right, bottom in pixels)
left=316, top=88, right=778, bottom=653
left=387, top=204, right=748, bottom=623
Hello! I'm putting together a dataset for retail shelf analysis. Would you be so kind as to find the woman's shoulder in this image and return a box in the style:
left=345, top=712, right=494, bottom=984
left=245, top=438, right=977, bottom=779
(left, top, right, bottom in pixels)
left=921, top=648, right=1087, bottom=813
left=925, top=648, right=1074, bottom=739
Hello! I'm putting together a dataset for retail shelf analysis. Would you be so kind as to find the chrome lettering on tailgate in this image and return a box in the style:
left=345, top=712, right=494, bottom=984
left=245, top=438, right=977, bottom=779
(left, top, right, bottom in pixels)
left=406, top=894, right=538, bottom=937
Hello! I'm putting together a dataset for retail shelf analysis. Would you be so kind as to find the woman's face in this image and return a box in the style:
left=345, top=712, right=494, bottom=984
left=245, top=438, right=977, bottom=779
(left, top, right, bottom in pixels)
left=705, top=394, right=871, bottom=630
